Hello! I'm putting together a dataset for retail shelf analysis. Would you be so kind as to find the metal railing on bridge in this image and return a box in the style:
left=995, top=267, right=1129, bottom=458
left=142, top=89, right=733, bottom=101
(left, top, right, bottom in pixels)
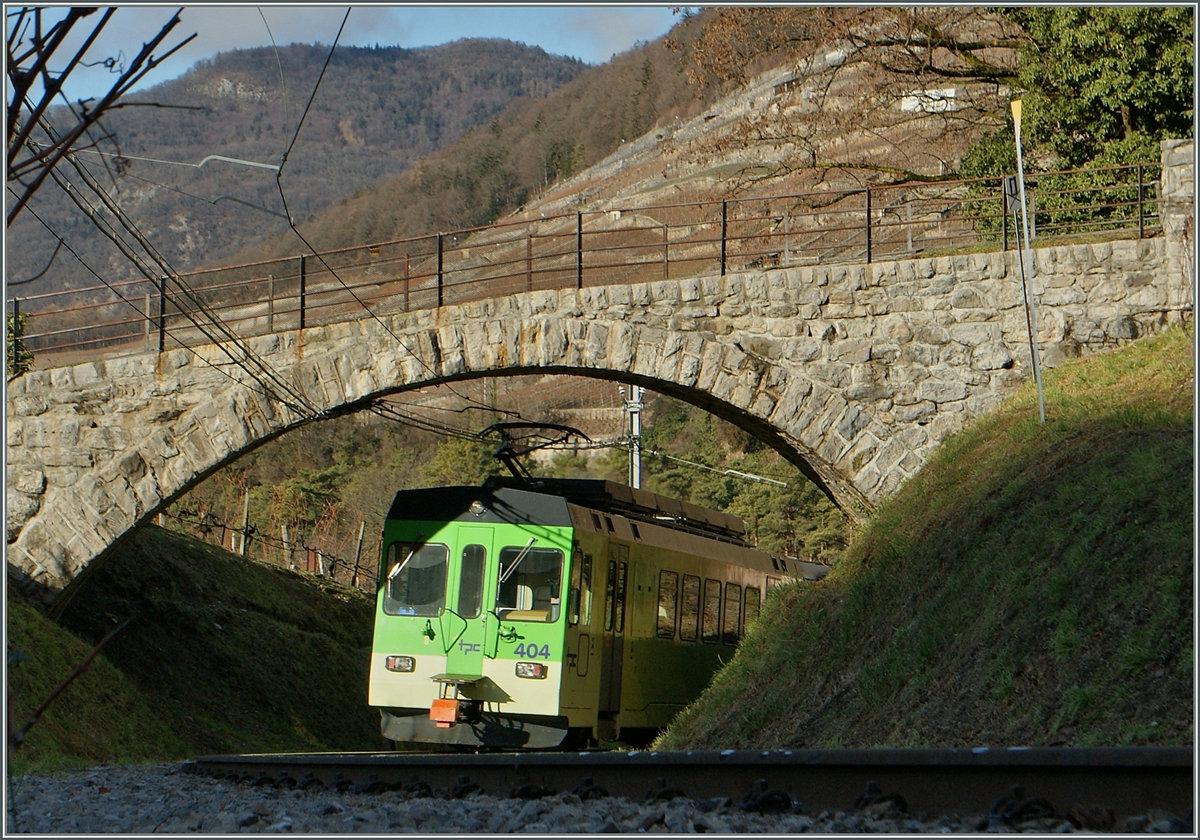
left=11, top=162, right=1161, bottom=367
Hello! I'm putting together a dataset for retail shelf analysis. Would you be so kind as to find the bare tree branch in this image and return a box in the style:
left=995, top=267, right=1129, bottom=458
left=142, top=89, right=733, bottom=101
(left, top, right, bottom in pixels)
left=6, top=7, right=196, bottom=226
left=667, top=8, right=1021, bottom=193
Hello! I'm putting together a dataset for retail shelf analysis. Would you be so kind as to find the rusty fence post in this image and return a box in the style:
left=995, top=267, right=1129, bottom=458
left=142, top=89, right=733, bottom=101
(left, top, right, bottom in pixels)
left=663, top=222, right=669, bottom=280
left=720, top=200, right=728, bottom=276
left=1002, top=189, right=1009, bottom=250
left=1137, top=164, right=1145, bottom=239
left=437, top=233, right=444, bottom=307
left=576, top=212, right=583, bottom=289
left=157, top=275, right=166, bottom=352
left=403, top=252, right=409, bottom=312
left=527, top=232, right=533, bottom=292
left=865, top=187, right=873, bottom=264
left=298, top=255, right=307, bottom=329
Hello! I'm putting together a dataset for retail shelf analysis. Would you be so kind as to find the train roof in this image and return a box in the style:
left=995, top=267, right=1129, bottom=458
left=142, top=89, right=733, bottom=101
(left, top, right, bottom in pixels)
left=384, top=478, right=832, bottom=580
left=485, top=476, right=749, bottom=541
left=385, top=477, right=749, bottom=543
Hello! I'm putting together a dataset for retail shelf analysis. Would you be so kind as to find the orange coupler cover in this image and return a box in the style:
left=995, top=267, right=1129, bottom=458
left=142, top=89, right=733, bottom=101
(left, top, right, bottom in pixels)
left=429, top=698, right=459, bottom=728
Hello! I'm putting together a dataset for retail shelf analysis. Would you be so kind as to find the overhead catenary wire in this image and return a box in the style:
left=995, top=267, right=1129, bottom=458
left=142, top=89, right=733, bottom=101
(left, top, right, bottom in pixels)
left=646, top=448, right=789, bottom=487
left=94, top=167, right=291, bottom=221
left=367, top=399, right=482, bottom=442
left=258, top=6, right=291, bottom=155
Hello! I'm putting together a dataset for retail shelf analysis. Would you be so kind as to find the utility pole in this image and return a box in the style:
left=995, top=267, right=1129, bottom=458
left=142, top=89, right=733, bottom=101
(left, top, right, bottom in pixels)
left=622, top=385, right=643, bottom=489
left=1011, top=99, right=1046, bottom=424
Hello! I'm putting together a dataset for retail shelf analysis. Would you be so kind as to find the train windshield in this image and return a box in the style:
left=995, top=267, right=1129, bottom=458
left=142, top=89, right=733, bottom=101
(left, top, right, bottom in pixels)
left=382, top=542, right=448, bottom=616
left=495, top=545, right=563, bottom=622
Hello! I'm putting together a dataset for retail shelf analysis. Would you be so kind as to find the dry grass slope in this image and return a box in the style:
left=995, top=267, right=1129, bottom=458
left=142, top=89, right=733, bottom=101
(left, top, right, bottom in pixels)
left=8, top=525, right=384, bottom=774
left=657, top=328, right=1194, bottom=749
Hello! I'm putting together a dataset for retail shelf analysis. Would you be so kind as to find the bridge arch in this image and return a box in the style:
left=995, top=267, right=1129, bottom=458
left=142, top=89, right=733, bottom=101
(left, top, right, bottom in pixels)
left=7, top=234, right=1183, bottom=611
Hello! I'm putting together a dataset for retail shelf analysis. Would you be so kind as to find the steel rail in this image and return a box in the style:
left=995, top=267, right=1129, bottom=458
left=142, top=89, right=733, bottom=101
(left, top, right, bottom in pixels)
left=189, top=747, right=1192, bottom=819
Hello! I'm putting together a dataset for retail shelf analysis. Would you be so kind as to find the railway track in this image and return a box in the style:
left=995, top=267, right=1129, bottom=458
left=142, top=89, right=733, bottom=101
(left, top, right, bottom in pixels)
left=190, top=746, right=1192, bottom=822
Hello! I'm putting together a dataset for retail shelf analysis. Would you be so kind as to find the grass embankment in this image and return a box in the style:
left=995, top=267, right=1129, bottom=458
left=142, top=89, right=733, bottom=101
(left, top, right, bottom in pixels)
left=8, top=526, right=384, bottom=774
left=659, top=328, right=1194, bottom=749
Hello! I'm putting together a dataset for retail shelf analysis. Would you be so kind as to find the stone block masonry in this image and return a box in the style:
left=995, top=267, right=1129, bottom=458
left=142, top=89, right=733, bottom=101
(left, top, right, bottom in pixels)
left=6, top=145, right=1192, bottom=611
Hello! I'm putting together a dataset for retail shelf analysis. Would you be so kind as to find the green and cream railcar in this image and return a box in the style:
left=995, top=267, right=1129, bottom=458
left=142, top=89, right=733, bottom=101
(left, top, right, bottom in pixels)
left=368, top=477, right=820, bottom=748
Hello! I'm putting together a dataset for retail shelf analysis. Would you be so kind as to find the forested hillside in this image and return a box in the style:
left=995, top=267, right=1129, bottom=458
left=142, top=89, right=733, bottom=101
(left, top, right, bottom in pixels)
left=8, top=39, right=584, bottom=293
left=222, top=12, right=718, bottom=258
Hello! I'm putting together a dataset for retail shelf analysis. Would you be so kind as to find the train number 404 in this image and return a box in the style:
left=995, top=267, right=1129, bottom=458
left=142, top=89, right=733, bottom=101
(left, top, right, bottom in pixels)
left=513, top=643, right=551, bottom=659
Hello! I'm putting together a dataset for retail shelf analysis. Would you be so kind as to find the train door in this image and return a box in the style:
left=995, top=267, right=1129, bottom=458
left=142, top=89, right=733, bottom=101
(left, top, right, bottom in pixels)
left=442, top=526, right=494, bottom=676
left=598, top=543, right=629, bottom=715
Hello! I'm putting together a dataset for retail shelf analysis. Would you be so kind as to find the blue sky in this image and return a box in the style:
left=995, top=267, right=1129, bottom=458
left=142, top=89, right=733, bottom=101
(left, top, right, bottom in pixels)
left=40, top=6, right=685, bottom=102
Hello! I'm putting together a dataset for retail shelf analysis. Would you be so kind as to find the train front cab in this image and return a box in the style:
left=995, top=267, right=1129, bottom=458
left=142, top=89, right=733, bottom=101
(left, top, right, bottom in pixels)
left=369, top=508, right=576, bottom=749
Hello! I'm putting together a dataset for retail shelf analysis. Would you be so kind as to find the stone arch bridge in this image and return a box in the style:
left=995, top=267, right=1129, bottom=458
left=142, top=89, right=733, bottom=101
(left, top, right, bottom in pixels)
left=6, top=233, right=1189, bottom=612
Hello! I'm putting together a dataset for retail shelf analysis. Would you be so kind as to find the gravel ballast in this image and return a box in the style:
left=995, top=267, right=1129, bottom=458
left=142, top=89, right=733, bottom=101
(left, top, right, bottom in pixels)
left=6, top=763, right=1191, bottom=833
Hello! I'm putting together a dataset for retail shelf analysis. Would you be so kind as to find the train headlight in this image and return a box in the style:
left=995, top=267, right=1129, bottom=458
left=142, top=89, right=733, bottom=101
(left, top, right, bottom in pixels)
left=515, top=662, right=548, bottom=679
left=386, top=655, right=416, bottom=672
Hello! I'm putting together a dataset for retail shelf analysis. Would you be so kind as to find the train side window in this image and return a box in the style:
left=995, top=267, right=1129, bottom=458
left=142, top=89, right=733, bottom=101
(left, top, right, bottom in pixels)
left=604, top=560, right=616, bottom=631
left=605, top=516, right=615, bottom=533
left=657, top=570, right=679, bottom=639
left=568, top=548, right=583, bottom=626
left=383, top=542, right=448, bottom=617
left=614, top=561, right=628, bottom=633
left=457, top=544, right=486, bottom=619
left=631, top=523, right=641, bottom=540
left=591, top=513, right=602, bottom=530
left=495, top=546, right=563, bottom=622
left=701, top=579, right=721, bottom=644
left=581, top=553, right=593, bottom=625
left=680, top=575, right=701, bottom=642
left=723, top=583, right=742, bottom=646
left=743, top=586, right=761, bottom=631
